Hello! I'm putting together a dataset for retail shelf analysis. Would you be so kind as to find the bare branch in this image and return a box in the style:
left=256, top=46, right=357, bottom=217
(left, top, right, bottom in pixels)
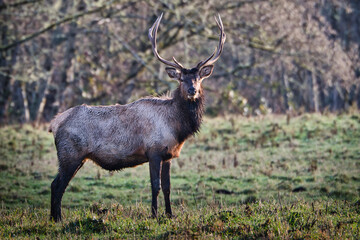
left=0, top=3, right=111, bottom=52
left=0, top=0, right=42, bottom=11
left=110, top=32, right=171, bottom=88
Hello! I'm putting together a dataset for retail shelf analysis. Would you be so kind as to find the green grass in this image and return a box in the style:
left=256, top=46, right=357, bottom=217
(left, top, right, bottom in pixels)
left=0, top=113, right=359, bottom=238
left=1, top=200, right=359, bottom=239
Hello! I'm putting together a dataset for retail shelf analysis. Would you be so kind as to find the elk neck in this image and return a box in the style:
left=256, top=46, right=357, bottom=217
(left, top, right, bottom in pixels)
left=172, top=86, right=204, bottom=143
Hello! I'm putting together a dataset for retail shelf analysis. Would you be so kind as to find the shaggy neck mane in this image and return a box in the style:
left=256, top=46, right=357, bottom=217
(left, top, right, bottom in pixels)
left=172, top=87, right=204, bottom=143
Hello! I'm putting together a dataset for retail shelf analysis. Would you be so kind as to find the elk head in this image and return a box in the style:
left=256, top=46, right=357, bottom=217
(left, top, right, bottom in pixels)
left=149, top=13, right=226, bottom=101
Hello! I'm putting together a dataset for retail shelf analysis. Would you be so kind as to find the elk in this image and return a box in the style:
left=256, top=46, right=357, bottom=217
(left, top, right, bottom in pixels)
left=49, top=13, right=226, bottom=222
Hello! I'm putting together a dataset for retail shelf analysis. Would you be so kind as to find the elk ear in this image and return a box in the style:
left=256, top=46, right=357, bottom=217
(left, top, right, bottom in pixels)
left=199, top=65, right=214, bottom=79
left=165, top=67, right=181, bottom=80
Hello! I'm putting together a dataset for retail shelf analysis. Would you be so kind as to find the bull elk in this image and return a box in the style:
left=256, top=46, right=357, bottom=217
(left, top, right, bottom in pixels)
left=49, top=13, right=226, bottom=222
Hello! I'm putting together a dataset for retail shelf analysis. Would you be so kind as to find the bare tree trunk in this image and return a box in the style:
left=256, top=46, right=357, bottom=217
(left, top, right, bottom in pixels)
left=42, top=85, right=58, bottom=122
left=312, top=70, right=320, bottom=113
left=330, top=85, right=337, bottom=111
left=26, top=78, right=48, bottom=121
left=0, top=53, right=11, bottom=125
left=357, top=85, right=360, bottom=109
left=330, top=82, right=345, bottom=112
left=9, top=81, right=26, bottom=123
left=306, top=70, right=315, bottom=112
left=22, top=83, right=29, bottom=122
left=280, top=63, right=289, bottom=111
left=0, top=8, right=16, bottom=125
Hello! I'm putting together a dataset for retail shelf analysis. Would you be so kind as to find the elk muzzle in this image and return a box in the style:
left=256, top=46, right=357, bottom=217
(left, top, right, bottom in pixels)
left=187, top=87, right=198, bottom=100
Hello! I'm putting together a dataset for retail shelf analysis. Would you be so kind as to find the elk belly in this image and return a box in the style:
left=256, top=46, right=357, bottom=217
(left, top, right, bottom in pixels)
left=88, top=145, right=148, bottom=170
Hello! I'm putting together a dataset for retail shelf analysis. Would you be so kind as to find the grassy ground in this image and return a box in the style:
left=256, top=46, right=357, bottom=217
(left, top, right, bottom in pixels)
left=0, top=113, right=359, bottom=238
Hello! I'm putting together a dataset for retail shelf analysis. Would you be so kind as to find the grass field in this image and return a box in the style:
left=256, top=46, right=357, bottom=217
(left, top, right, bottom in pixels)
left=0, top=113, right=359, bottom=239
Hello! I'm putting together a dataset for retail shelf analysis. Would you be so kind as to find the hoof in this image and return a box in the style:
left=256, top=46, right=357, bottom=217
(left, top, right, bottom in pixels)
left=50, top=215, right=62, bottom=222
left=165, top=213, right=174, bottom=218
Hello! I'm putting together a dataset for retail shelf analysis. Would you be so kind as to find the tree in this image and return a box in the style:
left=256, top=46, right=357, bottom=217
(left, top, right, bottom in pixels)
left=0, top=0, right=359, bottom=125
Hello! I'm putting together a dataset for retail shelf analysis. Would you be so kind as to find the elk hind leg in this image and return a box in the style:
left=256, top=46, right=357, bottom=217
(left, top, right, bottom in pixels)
left=51, top=159, right=84, bottom=222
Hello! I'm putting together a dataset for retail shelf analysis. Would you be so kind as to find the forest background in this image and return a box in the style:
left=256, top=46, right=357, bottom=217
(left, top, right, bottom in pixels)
left=1, top=0, right=359, bottom=124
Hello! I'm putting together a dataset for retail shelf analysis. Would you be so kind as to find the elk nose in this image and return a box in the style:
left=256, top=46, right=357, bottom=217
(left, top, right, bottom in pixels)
left=188, top=87, right=196, bottom=96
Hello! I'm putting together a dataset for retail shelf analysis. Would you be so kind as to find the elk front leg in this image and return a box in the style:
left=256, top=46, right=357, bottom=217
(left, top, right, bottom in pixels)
left=149, top=155, right=162, bottom=218
left=161, top=160, right=172, bottom=217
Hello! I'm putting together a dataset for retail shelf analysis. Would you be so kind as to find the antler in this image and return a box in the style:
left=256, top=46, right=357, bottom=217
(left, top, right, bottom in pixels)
left=149, top=13, right=226, bottom=70
left=197, top=14, right=226, bottom=68
left=148, top=13, right=184, bottom=69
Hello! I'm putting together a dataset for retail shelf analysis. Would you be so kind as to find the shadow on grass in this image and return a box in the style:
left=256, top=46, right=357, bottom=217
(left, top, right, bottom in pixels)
left=14, top=224, right=51, bottom=237
left=62, top=217, right=109, bottom=234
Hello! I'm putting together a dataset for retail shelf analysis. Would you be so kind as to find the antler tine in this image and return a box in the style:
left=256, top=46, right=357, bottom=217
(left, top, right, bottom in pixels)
left=148, top=13, right=183, bottom=69
left=172, top=57, right=184, bottom=68
left=198, top=14, right=226, bottom=68
left=196, top=49, right=216, bottom=68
